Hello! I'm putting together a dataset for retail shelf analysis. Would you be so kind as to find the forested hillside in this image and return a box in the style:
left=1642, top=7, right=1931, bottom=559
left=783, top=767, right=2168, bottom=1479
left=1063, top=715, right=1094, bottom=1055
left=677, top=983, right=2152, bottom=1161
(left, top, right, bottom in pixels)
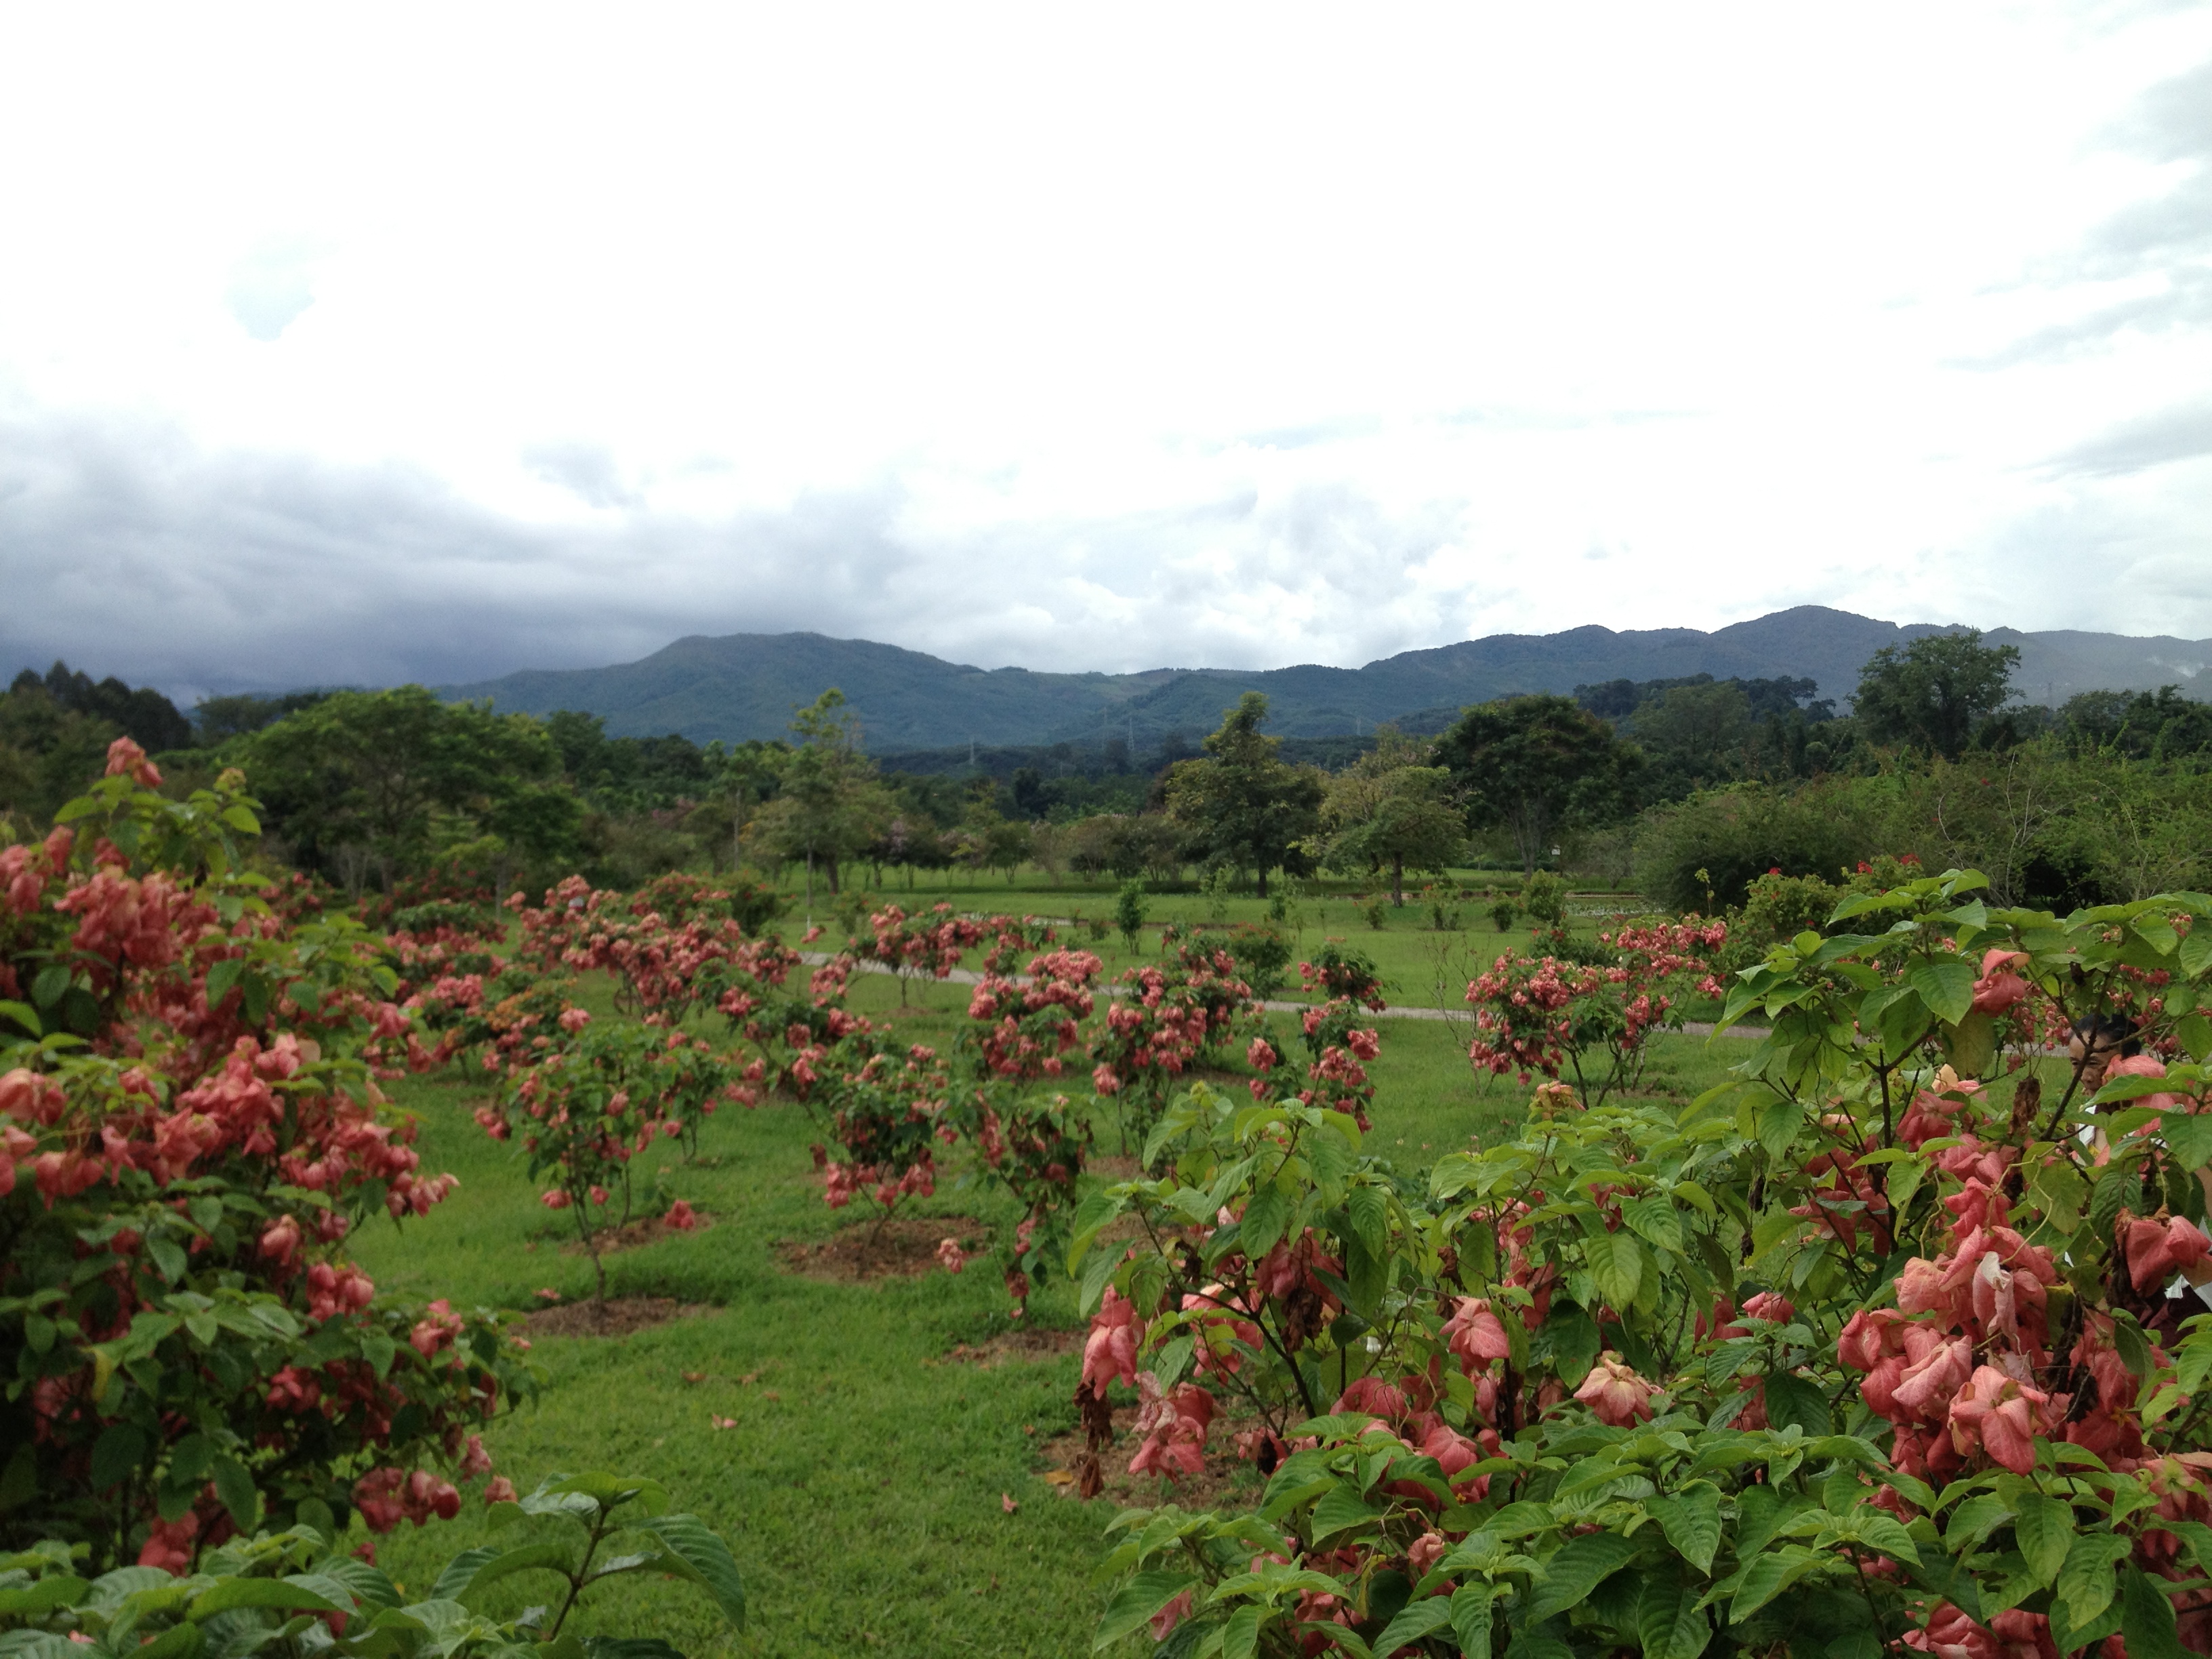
left=438, top=607, right=2212, bottom=747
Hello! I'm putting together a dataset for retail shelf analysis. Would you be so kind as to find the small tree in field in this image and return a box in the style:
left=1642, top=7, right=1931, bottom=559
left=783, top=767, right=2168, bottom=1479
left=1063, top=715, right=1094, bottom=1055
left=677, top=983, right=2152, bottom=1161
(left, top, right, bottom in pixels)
left=1164, top=693, right=1322, bottom=899
left=1315, top=726, right=1463, bottom=905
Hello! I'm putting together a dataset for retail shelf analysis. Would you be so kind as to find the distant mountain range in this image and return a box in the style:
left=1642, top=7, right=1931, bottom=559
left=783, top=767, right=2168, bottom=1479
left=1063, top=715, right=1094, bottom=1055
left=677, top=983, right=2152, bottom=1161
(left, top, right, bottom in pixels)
left=440, top=607, right=2212, bottom=752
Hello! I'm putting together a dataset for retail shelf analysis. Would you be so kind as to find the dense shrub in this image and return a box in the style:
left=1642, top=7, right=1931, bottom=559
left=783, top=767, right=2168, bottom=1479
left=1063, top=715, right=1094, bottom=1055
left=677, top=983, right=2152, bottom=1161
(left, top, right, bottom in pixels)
left=1, top=746, right=528, bottom=1570
left=1080, top=868, right=2212, bottom=1656
left=1633, top=781, right=1872, bottom=910
left=0, top=1470, right=745, bottom=1656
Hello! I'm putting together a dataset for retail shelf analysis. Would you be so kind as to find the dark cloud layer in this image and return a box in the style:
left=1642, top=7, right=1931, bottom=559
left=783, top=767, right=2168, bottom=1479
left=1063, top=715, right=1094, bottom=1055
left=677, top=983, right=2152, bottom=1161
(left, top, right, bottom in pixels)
left=0, top=409, right=1492, bottom=703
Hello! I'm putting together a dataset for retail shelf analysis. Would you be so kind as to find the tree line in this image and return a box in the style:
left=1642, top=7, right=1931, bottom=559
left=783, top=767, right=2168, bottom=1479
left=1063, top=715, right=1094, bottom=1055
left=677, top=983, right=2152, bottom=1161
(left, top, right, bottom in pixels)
left=3, top=628, right=2207, bottom=911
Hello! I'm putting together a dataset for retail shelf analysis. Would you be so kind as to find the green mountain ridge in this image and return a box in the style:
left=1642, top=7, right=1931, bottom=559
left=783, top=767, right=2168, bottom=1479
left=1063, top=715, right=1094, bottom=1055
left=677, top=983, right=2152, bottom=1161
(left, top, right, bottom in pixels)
left=438, top=607, right=2211, bottom=750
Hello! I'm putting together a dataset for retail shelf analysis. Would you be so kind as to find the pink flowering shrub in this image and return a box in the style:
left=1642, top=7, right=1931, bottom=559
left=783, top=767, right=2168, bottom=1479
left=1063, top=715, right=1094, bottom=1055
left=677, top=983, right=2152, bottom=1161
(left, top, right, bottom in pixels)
left=1463, top=917, right=1726, bottom=1103
left=1090, top=945, right=1261, bottom=1147
left=1084, top=869, right=2212, bottom=1658
left=949, top=947, right=1103, bottom=1303
left=478, top=1015, right=742, bottom=1298
left=0, top=753, right=529, bottom=1570
left=806, top=1031, right=954, bottom=1235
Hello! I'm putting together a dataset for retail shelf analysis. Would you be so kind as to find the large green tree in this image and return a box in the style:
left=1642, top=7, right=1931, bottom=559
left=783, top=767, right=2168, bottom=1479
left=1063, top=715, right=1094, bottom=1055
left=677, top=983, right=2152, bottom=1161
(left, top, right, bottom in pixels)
left=1162, top=693, right=1322, bottom=897
left=1853, top=628, right=2020, bottom=758
left=1435, top=693, right=1640, bottom=875
left=239, top=686, right=577, bottom=892
left=1313, top=727, right=1462, bottom=904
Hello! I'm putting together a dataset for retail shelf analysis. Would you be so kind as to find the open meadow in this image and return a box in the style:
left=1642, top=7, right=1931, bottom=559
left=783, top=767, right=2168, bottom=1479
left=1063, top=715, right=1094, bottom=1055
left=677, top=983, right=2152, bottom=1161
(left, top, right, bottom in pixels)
left=346, top=928, right=1744, bottom=1658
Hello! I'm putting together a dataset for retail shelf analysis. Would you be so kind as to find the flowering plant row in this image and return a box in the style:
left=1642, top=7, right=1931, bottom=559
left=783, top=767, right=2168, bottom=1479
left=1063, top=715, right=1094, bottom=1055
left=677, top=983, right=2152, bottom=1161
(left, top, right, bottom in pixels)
left=1080, top=869, right=2212, bottom=1658
left=1, top=748, right=529, bottom=1571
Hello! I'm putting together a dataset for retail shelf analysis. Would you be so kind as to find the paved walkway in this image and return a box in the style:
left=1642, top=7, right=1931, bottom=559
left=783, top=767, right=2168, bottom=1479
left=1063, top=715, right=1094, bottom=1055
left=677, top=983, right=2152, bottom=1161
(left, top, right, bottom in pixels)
left=800, top=954, right=1767, bottom=1040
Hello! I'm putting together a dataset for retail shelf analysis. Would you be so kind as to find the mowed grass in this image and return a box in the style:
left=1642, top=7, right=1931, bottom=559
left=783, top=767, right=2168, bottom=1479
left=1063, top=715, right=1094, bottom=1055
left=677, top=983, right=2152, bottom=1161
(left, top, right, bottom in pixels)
left=345, top=869, right=1740, bottom=1656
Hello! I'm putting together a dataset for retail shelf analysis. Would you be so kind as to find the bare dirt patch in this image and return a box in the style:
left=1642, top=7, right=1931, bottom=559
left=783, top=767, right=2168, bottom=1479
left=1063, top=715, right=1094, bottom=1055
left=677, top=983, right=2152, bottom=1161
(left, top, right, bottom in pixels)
left=774, top=1216, right=990, bottom=1282
left=926, top=1326, right=1082, bottom=1370
left=557, top=1213, right=715, bottom=1257
left=1035, top=1400, right=1270, bottom=1509
left=518, top=1296, right=712, bottom=1338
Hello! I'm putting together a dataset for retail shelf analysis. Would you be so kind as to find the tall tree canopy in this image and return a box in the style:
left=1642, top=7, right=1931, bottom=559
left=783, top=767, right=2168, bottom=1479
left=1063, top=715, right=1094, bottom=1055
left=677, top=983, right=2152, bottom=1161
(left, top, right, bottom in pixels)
left=1435, top=693, right=1640, bottom=874
left=9, top=661, right=192, bottom=753
left=1853, top=629, right=2020, bottom=758
left=239, top=686, right=577, bottom=891
left=1163, top=692, right=1322, bottom=897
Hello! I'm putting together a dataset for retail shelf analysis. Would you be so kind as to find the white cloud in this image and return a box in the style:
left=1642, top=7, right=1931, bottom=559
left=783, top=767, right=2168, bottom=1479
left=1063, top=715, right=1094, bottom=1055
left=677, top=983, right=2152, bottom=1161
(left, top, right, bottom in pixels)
left=0, top=1, right=2208, bottom=695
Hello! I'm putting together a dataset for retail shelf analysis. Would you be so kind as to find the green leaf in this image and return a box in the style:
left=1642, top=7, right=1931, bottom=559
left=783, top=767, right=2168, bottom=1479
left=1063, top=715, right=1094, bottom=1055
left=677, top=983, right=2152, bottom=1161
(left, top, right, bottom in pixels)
left=130, top=1622, right=205, bottom=1659
left=1585, top=1232, right=1650, bottom=1313
left=1346, top=1186, right=1388, bottom=1261
left=90, top=1422, right=147, bottom=1492
left=1637, top=1577, right=1712, bottom=1659
left=2122, top=1567, right=2184, bottom=1659
left=0, top=1001, right=39, bottom=1038
left=2165, top=1113, right=2212, bottom=1174
left=186, top=1576, right=343, bottom=1618
left=1908, top=958, right=1975, bottom=1025
left=1309, top=1483, right=1382, bottom=1544
left=318, top=1557, right=401, bottom=1610
left=0, top=1576, right=89, bottom=1616
left=1221, top=1603, right=1264, bottom=1659
left=1841, top=1509, right=1920, bottom=1566
left=1077, top=1242, right=1120, bottom=1317
left=147, top=1235, right=188, bottom=1285
left=1624, top=1195, right=1683, bottom=1254
left=1729, top=1547, right=1822, bottom=1622
left=1525, top=1530, right=1636, bottom=1624
left=2178, top=1012, right=2212, bottom=1065
left=209, top=1454, right=258, bottom=1534
left=2057, top=1533, right=2131, bottom=1630
left=1370, top=1595, right=1456, bottom=1657
left=1755, top=1098, right=1805, bottom=1161
left=1944, top=1494, right=2013, bottom=1554
left=1942, top=1010, right=1995, bottom=1077
left=1761, top=1372, right=1831, bottom=1438
left=1241, top=1184, right=1291, bottom=1261
left=203, top=959, right=243, bottom=1009
left=1538, top=1304, right=1599, bottom=1389
left=1645, top=1483, right=1723, bottom=1574
left=2012, top=1493, right=2073, bottom=1587
left=1094, top=1571, right=1194, bottom=1648
left=1066, top=1189, right=1118, bottom=1273
left=1450, top=1584, right=1495, bottom=1659
left=0, top=1634, right=95, bottom=1659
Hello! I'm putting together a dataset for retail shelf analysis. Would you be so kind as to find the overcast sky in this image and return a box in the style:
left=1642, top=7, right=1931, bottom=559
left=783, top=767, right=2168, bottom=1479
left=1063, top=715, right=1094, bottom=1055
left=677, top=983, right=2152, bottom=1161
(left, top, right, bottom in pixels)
left=3, top=3, right=2208, bottom=701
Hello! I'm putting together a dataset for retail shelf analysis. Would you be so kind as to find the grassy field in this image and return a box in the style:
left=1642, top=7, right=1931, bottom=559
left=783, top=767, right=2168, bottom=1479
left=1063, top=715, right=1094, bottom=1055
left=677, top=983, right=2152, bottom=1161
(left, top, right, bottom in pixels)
left=802, top=863, right=1650, bottom=1015
left=346, top=871, right=1735, bottom=1656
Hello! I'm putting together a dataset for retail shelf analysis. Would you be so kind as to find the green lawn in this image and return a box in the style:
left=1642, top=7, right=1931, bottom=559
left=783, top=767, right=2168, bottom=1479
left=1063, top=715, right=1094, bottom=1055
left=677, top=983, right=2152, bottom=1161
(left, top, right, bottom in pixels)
left=346, top=870, right=1732, bottom=1656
